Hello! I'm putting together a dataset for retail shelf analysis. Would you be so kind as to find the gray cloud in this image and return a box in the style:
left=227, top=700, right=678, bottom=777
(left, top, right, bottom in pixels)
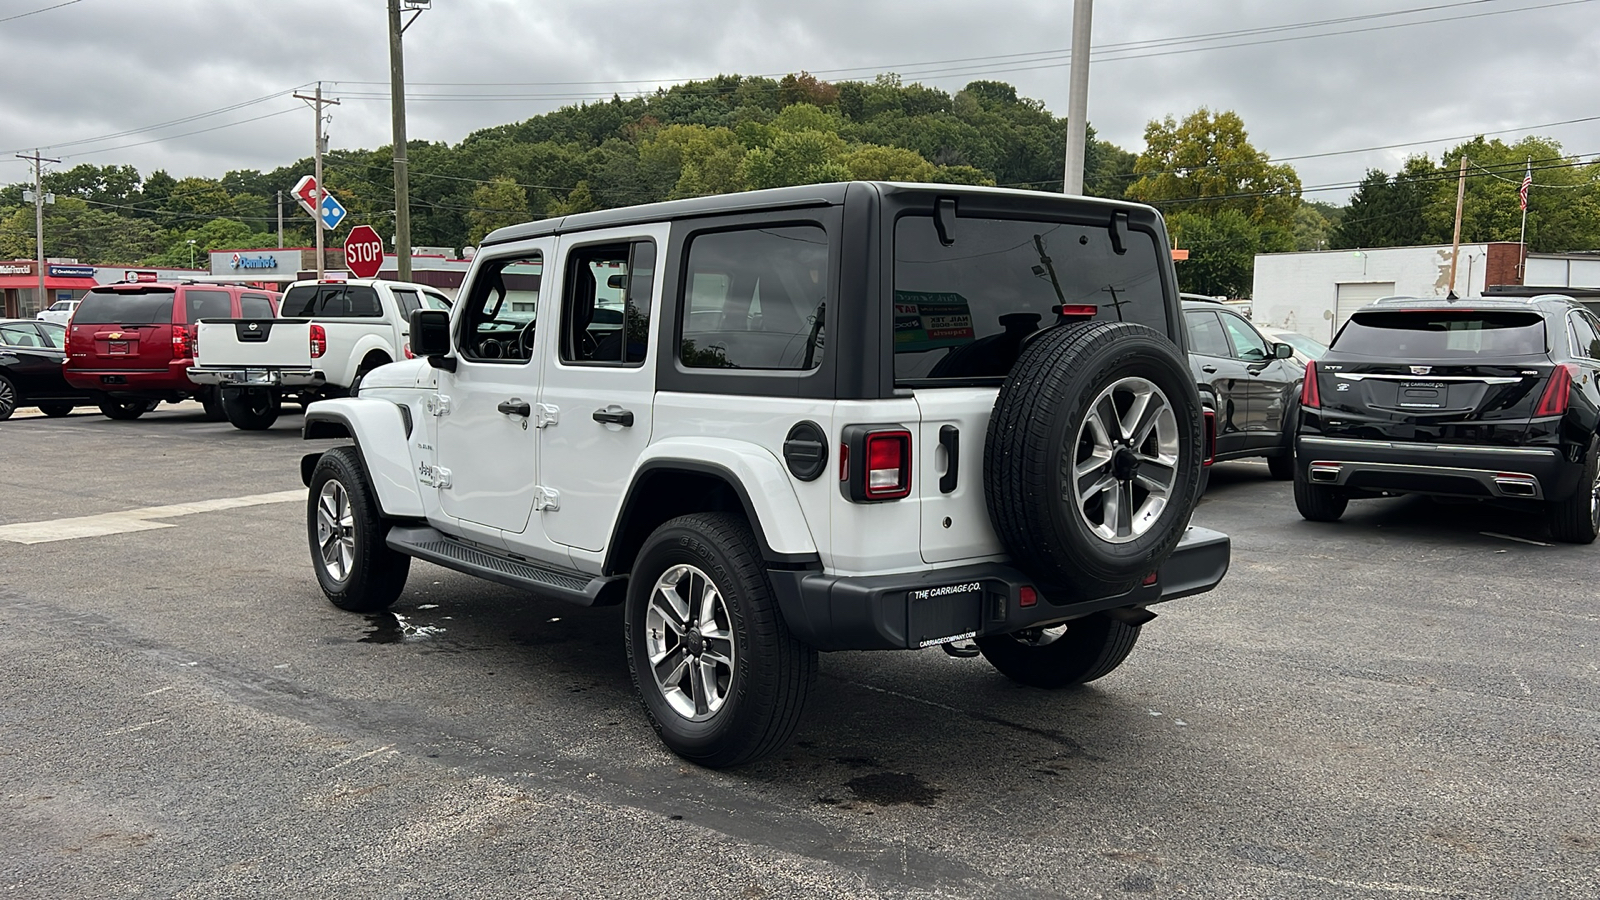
left=1, top=0, right=1596, bottom=202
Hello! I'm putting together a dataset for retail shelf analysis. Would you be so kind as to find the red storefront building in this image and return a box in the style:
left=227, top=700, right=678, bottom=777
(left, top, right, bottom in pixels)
left=0, top=261, right=99, bottom=318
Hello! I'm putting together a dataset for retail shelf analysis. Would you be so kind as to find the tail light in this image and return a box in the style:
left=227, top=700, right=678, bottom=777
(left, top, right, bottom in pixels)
left=1202, top=407, right=1216, bottom=467
left=1300, top=360, right=1320, bottom=409
left=309, top=324, right=327, bottom=359
left=839, top=425, right=912, bottom=501
left=1536, top=364, right=1575, bottom=417
left=403, top=341, right=415, bottom=360
left=172, top=324, right=192, bottom=359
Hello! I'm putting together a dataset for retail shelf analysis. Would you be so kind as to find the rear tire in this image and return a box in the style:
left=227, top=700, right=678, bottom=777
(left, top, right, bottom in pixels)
left=97, top=395, right=149, bottom=421
left=1293, top=464, right=1348, bottom=522
left=307, top=446, right=410, bottom=612
left=199, top=387, right=227, bottom=422
left=1266, top=448, right=1294, bottom=480
left=975, top=613, right=1141, bottom=688
left=625, top=512, right=816, bottom=768
left=221, top=387, right=280, bottom=430
left=37, top=402, right=73, bottom=418
left=0, top=375, right=16, bottom=421
left=1548, top=436, right=1600, bottom=544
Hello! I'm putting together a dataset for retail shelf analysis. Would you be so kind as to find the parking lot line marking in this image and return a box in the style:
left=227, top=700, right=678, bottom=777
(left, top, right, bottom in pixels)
left=0, top=489, right=305, bottom=545
left=1480, top=531, right=1551, bottom=547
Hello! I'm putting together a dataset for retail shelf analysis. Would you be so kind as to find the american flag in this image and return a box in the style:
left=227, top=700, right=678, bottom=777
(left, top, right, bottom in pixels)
left=1519, top=161, right=1532, bottom=211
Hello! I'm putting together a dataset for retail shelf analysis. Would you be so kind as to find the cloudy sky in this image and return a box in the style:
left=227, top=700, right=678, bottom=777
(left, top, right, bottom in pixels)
left=0, top=0, right=1596, bottom=203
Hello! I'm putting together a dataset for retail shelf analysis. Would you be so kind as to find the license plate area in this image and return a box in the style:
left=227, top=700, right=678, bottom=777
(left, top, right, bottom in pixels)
left=107, top=340, right=130, bottom=355
left=907, top=582, right=983, bottom=649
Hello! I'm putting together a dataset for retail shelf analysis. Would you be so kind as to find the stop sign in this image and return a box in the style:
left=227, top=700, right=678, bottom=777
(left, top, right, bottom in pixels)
left=343, top=225, right=386, bottom=279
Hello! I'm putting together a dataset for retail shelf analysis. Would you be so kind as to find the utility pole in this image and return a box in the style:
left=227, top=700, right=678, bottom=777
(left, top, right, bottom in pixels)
left=277, top=190, right=284, bottom=248
left=389, top=0, right=427, bottom=282
left=294, top=83, right=340, bottom=280
left=1446, top=154, right=1468, bottom=298
left=17, top=150, right=60, bottom=315
left=1062, top=0, right=1093, bottom=195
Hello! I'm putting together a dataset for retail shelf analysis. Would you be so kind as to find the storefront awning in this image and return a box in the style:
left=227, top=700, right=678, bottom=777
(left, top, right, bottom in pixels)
left=0, top=276, right=100, bottom=290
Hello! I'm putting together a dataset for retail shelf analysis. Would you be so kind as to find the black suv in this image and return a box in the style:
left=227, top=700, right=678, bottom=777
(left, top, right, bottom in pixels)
left=1294, top=294, right=1600, bottom=543
left=1181, top=295, right=1301, bottom=481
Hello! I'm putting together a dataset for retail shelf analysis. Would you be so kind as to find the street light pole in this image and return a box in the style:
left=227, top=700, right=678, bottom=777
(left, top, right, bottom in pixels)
left=388, top=0, right=424, bottom=282
left=1062, top=0, right=1093, bottom=195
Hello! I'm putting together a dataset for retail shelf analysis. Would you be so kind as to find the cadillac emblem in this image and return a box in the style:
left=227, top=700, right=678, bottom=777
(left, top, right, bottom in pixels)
left=1410, top=365, right=1431, bottom=375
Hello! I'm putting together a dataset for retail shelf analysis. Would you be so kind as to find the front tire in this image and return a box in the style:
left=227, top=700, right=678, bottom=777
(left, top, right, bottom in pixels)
left=221, top=387, right=280, bottom=430
left=1293, top=464, right=1348, bottom=522
left=1548, top=435, right=1600, bottom=544
left=625, top=512, right=815, bottom=768
left=0, top=374, right=16, bottom=420
left=975, top=613, right=1141, bottom=688
left=307, top=446, right=410, bottom=611
left=97, top=395, right=150, bottom=420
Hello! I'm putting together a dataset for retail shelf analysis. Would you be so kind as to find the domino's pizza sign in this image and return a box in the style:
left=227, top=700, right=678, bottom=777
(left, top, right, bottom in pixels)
left=230, top=253, right=279, bottom=270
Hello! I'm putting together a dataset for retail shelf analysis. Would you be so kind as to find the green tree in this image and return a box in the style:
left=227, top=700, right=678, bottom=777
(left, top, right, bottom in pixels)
left=741, top=130, right=851, bottom=189
left=1169, top=208, right=1294, bottom=297
left=141, top=218, right=275, bottom=268
left=1125, top=108, right=1302, bottom=228
left=465, top=176, right=529, bottom=244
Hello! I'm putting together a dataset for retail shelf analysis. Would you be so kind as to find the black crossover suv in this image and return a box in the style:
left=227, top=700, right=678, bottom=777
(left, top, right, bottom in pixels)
left=1294, top=294, right=1600, bottom=543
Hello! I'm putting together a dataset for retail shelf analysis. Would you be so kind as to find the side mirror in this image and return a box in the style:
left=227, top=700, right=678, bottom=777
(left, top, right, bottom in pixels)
left=409, top=308, right=455, bottom=371
left=1273, top=342, right=1294, bottom=359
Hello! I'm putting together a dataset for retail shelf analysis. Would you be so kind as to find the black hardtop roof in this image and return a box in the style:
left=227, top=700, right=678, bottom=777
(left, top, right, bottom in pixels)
left=479, top=181, right=1159, bottom=246
left=1360, top=294, right=1581, bottom=315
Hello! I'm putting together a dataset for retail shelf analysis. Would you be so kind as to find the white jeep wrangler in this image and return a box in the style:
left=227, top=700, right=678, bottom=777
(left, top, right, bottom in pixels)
left=299, top=182, right=1230, bottom=767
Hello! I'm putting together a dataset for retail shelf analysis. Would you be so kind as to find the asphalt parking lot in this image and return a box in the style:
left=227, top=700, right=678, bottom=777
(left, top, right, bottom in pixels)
left=2, top=405, right=1596, bottom=899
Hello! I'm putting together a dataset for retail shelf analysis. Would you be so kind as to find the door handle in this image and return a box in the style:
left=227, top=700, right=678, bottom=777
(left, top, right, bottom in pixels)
left=497, top=398, right=531, bottom=417
left=1201, top=365, right=1218, bottom=374
left=592, top=406, right=634, bottom=427
left=938, top=425, right=960, bottom=494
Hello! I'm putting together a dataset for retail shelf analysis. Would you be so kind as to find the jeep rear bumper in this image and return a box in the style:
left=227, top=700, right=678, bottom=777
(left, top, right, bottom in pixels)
left=768, top=526, right=1230, bottom=651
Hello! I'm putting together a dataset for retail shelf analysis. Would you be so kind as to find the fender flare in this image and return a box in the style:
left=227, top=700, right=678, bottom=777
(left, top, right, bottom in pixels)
left=604, top=437, right=821, bottom=574
left=343, top=335, right=396, bottom=384
left=301, top=397, right=426, bottom=518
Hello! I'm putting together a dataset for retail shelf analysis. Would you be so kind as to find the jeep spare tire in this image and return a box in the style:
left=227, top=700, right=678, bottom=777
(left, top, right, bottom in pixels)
left=984, top=320, right=1203, bottom=601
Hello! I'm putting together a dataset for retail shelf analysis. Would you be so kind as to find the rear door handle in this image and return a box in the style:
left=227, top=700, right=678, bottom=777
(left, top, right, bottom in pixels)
left=497, top=398, right=531, bottom=417
left=938, top=425, right=960, bottom=494
left=1201, top=365, right=1218, bottom=374
left=593, top=406, right=634, bottom=427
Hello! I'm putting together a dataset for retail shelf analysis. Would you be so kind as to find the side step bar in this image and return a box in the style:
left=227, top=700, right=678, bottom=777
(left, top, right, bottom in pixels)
left=386, top=525, right=626, bottom=607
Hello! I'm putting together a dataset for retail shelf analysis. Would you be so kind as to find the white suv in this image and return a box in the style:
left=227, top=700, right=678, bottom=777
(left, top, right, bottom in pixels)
left=299, top=182, right=1230, bottom=767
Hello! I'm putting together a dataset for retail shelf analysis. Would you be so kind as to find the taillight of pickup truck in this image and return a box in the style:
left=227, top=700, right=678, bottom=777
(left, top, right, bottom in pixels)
left=309, top=324, right=327, bottom=359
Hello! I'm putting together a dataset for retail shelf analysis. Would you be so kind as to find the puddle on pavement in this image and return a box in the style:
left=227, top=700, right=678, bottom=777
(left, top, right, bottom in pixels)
left=361, top=612, right=446, bottom=644
left=844, top=771, right=942, bottom=807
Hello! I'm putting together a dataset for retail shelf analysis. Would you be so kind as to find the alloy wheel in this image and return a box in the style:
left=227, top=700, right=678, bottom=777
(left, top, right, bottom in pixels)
left=644, top=563, right=737, bottom=721
left=0, top=379, right=14, bottom=418
left=1069, top=376, right=1181, bottom=543
left=315, top=480, right=356, bottom=583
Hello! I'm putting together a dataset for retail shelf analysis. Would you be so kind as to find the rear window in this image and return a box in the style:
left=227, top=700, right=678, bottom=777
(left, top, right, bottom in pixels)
left=74, top=290, right=175, bottom=325
left=184, top=289, right=233, bottom=324
left=893, top=215, right=1169, bottom=382
left=240, top=293, right=276, bottom=318
left=280, top=284, right=382, bottom=318
left=1336, top=310, right=1547, bottom=358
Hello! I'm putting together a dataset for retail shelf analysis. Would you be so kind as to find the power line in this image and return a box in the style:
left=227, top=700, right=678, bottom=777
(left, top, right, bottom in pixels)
left=0, top=0, right=86, bottom=26
left=0, top=85, right=310, bottom=157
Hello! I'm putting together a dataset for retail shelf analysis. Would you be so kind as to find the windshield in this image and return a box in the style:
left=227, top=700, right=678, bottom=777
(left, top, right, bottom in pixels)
left=893, top=215, right=1169, bottom=383
left=74, top=290, right=174, bottom=325
left=1274, top=331, right=1327, bottom=359
left=1336, top=310, right=1547, bottom=358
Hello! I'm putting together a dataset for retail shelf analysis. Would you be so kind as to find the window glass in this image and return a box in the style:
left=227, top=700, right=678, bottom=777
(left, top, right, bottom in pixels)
left=1220, top=313, right=1269, bottom=361
left=278, top=284, right=382, bottom=318
left=893, top=215, right=1168, bottom=381
left=48, top=300, right=73, bottom=312
left=1336, top=311, right=1546, bottom=358
left=423, top=292, right=452, bottom=310
left=680, top=225, right=828, bottom=370
left=1569, top=312, right=1600, bottom=360
left=561, top=241, right=655, bottom=365
left=240, top=293, right=275, bottom=319
left=0, top=324, right=40, bottom=347
left=38, top=322, right=65, bottom=348
left=392, top=289, right=422, bottom=319
left=74, top=290, right=174, bottom=325
left=183, top=289, right=233, bottom=325
left=458, top=254, right=543, bottom=363
left=1184, top=310, right=1231, bottom=357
